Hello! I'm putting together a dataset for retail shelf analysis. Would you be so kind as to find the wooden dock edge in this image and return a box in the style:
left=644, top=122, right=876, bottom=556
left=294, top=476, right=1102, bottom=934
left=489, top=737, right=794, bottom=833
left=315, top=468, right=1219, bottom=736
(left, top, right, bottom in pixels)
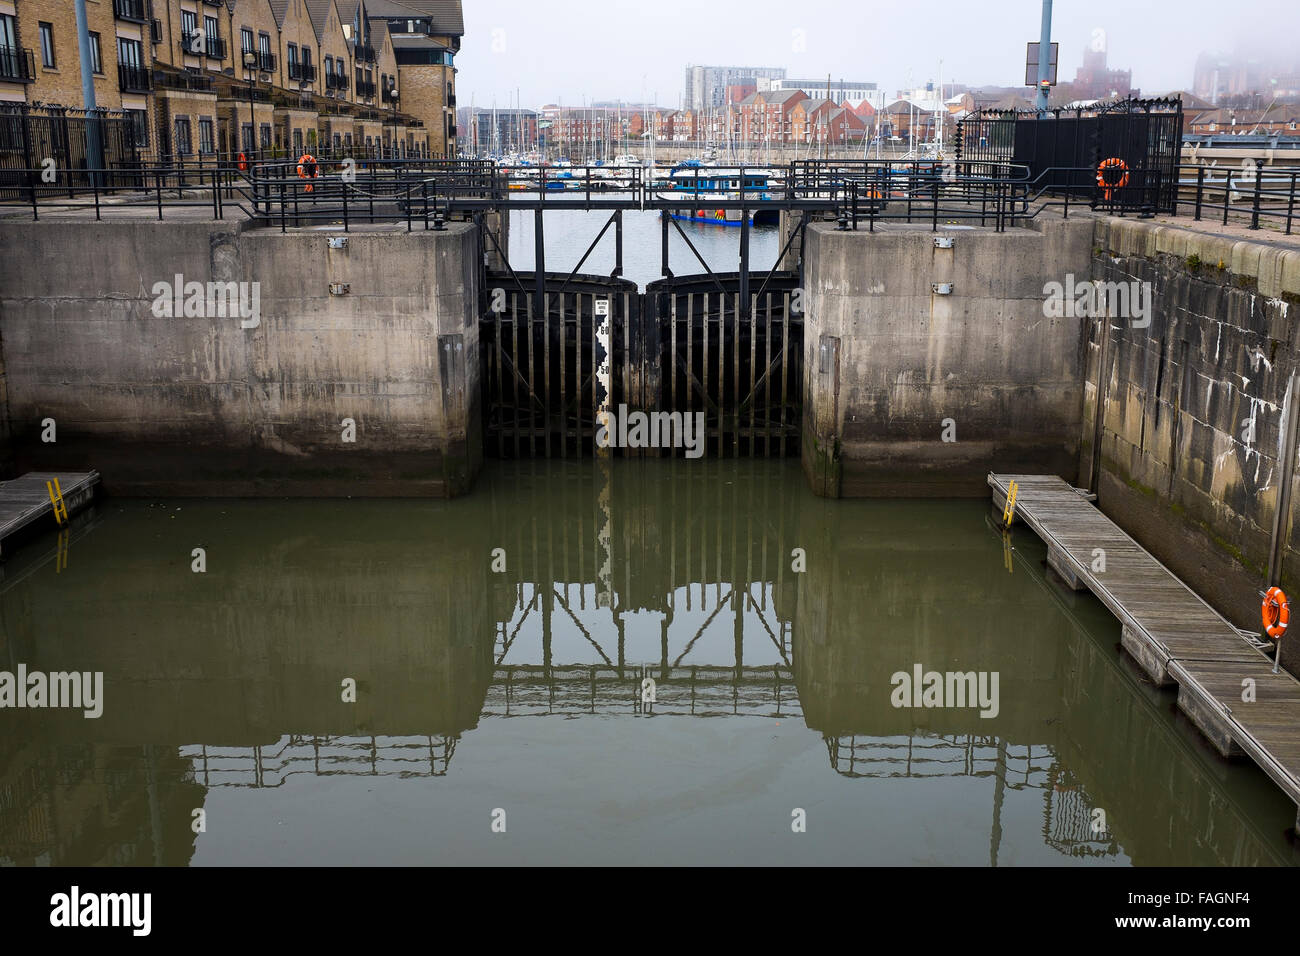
left=989, top=472, right=1300, bottom=831
left=0, top=471, right=101, bottom=560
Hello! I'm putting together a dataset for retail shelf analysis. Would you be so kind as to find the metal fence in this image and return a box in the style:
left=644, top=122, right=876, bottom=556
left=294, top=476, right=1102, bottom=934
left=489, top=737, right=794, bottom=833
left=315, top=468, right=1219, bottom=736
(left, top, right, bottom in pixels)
left=5, top=145, right=1294, bottom=236
left=957, top=97, right=1184, bottom=214
left=0, top=105, right=139, bottom=199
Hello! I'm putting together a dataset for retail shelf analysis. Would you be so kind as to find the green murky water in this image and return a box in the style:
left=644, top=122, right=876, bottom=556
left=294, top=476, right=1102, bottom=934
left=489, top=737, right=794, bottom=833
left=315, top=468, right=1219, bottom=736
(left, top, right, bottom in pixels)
left=0, top=459, right=1295, bottom=865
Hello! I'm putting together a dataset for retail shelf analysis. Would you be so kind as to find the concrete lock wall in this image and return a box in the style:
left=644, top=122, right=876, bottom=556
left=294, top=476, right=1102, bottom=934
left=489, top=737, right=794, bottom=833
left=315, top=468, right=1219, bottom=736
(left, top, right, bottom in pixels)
left=801, top=217, right=1095, bottom=496
left=1084, top=218, right=1300, bottom=672
left=0, top=221, right=481, bottom=497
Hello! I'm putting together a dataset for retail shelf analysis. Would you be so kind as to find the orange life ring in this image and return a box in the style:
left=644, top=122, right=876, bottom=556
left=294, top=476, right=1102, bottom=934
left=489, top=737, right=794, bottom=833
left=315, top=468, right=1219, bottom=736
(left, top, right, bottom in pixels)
left=1262, top=586, right=1289, bottom=640
left=237, top=152, right=248, bottom=172
left=1097, top=157, right=1129, bottom=201
left=297, top=153, right=318, bottom=193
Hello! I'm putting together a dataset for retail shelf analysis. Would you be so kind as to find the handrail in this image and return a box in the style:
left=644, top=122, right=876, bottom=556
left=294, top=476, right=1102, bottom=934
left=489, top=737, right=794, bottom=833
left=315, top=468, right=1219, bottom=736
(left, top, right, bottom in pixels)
left=4, top=158, right=1295, bottom=236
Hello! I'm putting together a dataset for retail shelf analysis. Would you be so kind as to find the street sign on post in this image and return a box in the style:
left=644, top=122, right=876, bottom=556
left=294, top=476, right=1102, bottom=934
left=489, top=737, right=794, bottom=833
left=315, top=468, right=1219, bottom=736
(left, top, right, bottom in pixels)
left=1024, top=42, right=1059, bottom=87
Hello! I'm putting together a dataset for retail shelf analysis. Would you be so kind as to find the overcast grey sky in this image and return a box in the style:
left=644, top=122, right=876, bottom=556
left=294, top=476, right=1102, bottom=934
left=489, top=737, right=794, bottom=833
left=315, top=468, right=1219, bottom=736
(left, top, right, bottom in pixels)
left=457, top=0, right=1297, bottom=110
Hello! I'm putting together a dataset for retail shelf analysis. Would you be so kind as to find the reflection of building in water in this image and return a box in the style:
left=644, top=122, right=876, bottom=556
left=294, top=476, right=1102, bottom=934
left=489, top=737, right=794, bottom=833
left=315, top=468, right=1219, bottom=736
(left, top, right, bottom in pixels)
left=0, top=739, right=202, bottom=866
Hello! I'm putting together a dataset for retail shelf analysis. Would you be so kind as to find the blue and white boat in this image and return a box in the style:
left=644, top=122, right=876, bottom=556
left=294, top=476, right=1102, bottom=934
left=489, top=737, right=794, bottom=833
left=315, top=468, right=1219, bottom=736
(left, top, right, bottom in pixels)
left=657, top=165, right=780, bottom=226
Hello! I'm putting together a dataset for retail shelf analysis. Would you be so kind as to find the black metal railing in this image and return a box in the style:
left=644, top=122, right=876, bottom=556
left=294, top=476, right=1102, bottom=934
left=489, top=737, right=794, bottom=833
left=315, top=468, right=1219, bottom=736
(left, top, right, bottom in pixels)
left=288, top=62, right=316, bottom=83
left=113, top=0, right=147, bottom=21
left=181, top=31, right=203, bottom=55
left=14, top=156, right=1290, bottom=236
left=257, top=51, right=276, bottom=72
left=118, top=63, right=152, bottom=93
left=326, top=72, right=349, bottom=92
left=356, top=79, right=376, bottom=100
left=155, top=70, right=213, bottom=93
left=205, top=35, right=226, bottom=60
left=0, top=46, right=35, bottom=83
left=357, top=44, right=376, bottom=64
left=1179, top=161, right=1300, bottom=235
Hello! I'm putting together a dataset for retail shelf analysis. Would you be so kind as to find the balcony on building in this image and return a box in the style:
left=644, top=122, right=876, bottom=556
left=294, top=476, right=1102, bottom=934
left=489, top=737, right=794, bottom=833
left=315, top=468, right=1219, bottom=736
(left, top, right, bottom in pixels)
left=257, top=51, right=276, bottom=73
left=118, top=63, right=152, bottom=93
left=326, top=72, right=349, bottom=94
left=356, top=79, right=376, bottom=100
left=357, top=43, right=376, bottom=64
left=0, top=46, right=35, bottom=83
left=205, top=36, right=226, bottom=60
left=156, top=69, right=214, bottom=93
left=113, top=0, right=148, bottom=23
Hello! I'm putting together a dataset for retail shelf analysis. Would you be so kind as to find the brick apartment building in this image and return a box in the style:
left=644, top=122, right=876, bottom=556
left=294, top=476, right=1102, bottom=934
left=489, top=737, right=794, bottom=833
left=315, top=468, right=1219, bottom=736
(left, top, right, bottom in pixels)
left=0, top=0, right=463, bottom=165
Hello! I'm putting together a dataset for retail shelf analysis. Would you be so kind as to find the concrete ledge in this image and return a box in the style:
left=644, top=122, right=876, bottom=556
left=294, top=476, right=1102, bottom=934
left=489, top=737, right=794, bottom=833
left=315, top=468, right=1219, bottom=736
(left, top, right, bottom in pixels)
left=1094, top=217, right=1300, bottom=298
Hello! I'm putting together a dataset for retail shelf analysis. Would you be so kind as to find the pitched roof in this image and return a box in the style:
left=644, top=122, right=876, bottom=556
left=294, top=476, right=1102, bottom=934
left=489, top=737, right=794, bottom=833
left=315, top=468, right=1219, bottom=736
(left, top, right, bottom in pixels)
left=762, top=89, right=806, bottom=106
left=267, top=0, right=291, bottom=26
left=304, top=0, right=336, bottom=39
left=361, top=0, right=463, bottom=34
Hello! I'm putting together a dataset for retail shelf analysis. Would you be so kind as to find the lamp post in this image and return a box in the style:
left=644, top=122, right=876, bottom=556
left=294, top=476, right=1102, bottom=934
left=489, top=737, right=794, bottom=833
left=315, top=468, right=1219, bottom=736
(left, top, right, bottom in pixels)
left=243, top=50, right=257, bottom=161
left=384, top=81, right=400, bottom=159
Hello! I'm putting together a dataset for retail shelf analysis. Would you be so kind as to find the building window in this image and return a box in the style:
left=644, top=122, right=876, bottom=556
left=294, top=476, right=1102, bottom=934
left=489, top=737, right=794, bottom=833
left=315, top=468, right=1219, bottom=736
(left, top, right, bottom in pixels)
left=203, top=15, right=219, bottom=57
left=287, top=42, right=298, bottom=78
left=181, top=10, right=197, bottom=53
left=0, top=14, right=15, bottom=58
left=117, top=36, right=143, bottom=68
left=88, top=32, right=102, bottom=74
left=241, top=27, right=254, bottom=55
left=239, top=123, right=252, bottom=151
left=292, top=129, right=303, bottom=154
left=125, top=109, right=149, bottom=148
left=38, top=22, right=54, bottom=68
left=258, top=32, right=271, bottom=61
left=174, top=117, right=192, bottom=156
left=259, top=123, right=272, bottom=148
left=199, top=118, right=214, bottom=154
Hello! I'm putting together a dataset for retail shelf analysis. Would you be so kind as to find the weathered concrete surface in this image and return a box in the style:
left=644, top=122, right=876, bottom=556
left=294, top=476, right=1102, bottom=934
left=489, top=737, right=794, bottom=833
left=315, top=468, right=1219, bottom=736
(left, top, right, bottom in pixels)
left=1085, top=218, right=1300, bottom=674
left=0, top=220, right=481, bottom=496
left=802, top=215, right=1094, bottom=496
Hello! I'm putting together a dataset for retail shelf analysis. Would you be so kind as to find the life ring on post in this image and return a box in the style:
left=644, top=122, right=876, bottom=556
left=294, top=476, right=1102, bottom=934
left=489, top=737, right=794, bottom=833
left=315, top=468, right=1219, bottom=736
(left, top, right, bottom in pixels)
left=1262, top=586, right=1289, bottom=640
left=1096, top=157, right=1130, bottom=201
left=297, top=153, right=318, bottom=193
left=237, top=152, right=248, bottom=172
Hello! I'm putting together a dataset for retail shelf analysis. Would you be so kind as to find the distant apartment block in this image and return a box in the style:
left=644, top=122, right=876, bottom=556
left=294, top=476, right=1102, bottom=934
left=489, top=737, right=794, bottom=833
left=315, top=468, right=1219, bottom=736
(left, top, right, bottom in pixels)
left=684, top=64, right=785, bottom=112
left=762, top=78, right=884, bottom=111
left=1194, top=51, right=1300, bottom=103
